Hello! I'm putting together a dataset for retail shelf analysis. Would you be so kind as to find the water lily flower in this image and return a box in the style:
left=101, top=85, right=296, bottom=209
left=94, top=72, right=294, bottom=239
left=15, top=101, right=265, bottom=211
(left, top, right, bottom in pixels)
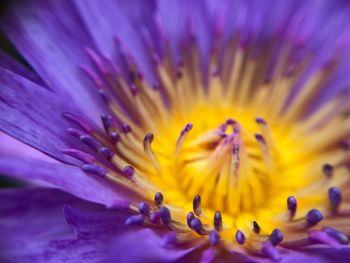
left=1, top=0, right=350, bottom=262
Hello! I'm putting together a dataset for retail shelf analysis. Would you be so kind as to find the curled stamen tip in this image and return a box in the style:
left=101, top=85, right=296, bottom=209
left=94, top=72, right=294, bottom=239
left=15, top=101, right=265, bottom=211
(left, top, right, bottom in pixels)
left=306, top=209, right=323, bottom=227
left=255, top=117, right=267, bottom=125
left=287, top=196, right=297, bottom=217
left=138, top=202, right=150, bottom=215
left=160, top=207, right=171, bottom=227
left=155, top=192, right=163, bottom=207
left=270, top=228, right=284, bottom=246
left=214, top=211, right=223, bottom=231
left=323, top=164, right=334, bottom=178
left=122, top=124, right=132, bottom=133
left=101, top=114, right=113, bottom=132
left=328, top=187, right=341, bottom=210
left=209, top=230, right=220, bottom=246
left=144, top=133, right=154, bottom=143
left=125, top=214, right=144, bottom=226
left=253, top=221, right=261, bottom=234
left=123, top=166, right=135, bottom=178
left=193, top=195, right=202, bottom=216
left=82, top=164, right=107, bottom=177
left=67, top=128, right=84, bottom=138
left=226, top=118, right=236, bottom=125
left=235, top=230, right=245, bottom=244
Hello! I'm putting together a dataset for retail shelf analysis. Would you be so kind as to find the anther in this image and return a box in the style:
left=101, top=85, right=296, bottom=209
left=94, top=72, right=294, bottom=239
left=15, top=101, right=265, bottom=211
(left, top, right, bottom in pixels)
left=235, top=230, right=245, bottom=245
left=100, top=147, right=114, bottom=160
left=138, top=202, right=150, bottom=215
left=62, top=113, right=92, bottom=133
left=79, top=134, right=100, bottom=152
left=159, top=207, right=172, bottom=229
left=306, top=209, right=323, bottom=227
left=154, top=192, right=163, bottom=207
left=110, top=131, right=121, bottom=144
left=254, top=133, right=266, bottom=144
left=67, top=128, right=85, bottom=139
left=189, top=218, right=207, bottom=235
left=209, top=230, right=220, bottom=246
left=82, top=164, right=107, bottom=177
left=122, top=124, right=132, bottom=134
left=149, top=212, right=161, bottom=224
left=62, top=148, right=96, bottom=164
left=323, top=164, right=334, bottom=178
left=187, top=212, right=195, bottom=228
left=101, top=114, right=113, bottom=133
left=255, top=117, right=267, bottom=125
left=287, top=196, right=297, bottom=219
left=253, top=221, right=261, bottom=234
left=123, top=166, right=135, bottom=179
left=143, top=133, right=161, bottom=173
left=98, top=89, right=109, bottom=104
left=270, top=228, right=284, bottom=246
left=193, top=195, right=202, bottom=216
left=328, top=187, right=341, bottom=212
left=176, top=123, right=193, bottom=154
left=214, top=211, right=223, bottom=231
left=125, top=214, right=144, bottom=226
left=323, top=227, right=349, bottom=244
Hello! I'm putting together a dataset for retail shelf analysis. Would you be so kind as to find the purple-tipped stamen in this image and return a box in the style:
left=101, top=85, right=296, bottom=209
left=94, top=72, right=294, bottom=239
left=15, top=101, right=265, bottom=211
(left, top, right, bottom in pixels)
left=100, top=147, right=114, bottom=160
left=287, top=196, right=297, bottom=219
left=101, top=114, right=113, bottom=132
left=62, top=148, right=96, bottom=164
left=160, top=207, right=172, bottom=229
left=187, top=212, right=195, bottom=228
left=323, top=227, right=349, bottom=244
left=149, top=211, right=161, bottom=224
left=138, top=202, right=150, bottom=215
left=214, top=211, right=223, bottom=231
left=209, top=230, right=220, bottom=246
left=79, top=134, right=100, bottom=152
left=155, top=192, right=163, bottom=207
left=121, top=123, right=132, bottom=133
left=67, top=128, right=85, bottom=139
left=193, top=195, right=202, bottom=216
left=123, top=165, right=135, bottom=178
left=110, top=131, right=121, bottom=144
left=254, top=133, right=266, bottom=144
left=270, top=228, right=284, bottom=246
left=328, top=187, right=341, bottom=212
left=189, top=218, right=207, bottom=235
left=125, top=214, right=144, bottom=225
left=235, top=230, right=245, bottom=245
left=306, top=209, right=323, bottom=227
left=255, top=117, right=267, bottom=125
left=253, top=220, right=261, bottom=234
left=82, top=164, right=107, bottom=177
left=323, top=164, right=334, bottom=178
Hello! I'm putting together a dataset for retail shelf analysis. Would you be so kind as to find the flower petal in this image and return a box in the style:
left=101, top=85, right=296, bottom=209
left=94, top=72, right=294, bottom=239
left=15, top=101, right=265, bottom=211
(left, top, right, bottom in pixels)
left=0, top=157, right=135, bottom=207
left=1, top=0, right=107, bottom=121
left=0, top=187, right=116, bottom=263
left=0, top=67, right=92, bottom=164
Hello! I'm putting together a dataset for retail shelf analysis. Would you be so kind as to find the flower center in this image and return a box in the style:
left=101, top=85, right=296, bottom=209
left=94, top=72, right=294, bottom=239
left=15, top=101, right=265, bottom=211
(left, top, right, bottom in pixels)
left=63, top=32, right=350, bottom=257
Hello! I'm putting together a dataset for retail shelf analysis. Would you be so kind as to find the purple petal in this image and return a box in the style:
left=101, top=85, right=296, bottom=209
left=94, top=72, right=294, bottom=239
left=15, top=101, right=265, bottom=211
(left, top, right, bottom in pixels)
left=0, top=187, right=120, bottom=263
left=0, top=68, right=95, bottom=164
left=73, top=0, right=157, bottom=82
left=106, top=228, right=198, bottom=263
left=1, top=0, right=107, bottom=122
left=0, top=157, right=135, bottom=207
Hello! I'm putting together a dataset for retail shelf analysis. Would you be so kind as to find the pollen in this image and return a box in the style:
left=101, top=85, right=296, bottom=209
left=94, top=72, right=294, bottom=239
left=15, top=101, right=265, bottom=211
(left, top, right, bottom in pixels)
left=64, top=29, right=350, bottom=259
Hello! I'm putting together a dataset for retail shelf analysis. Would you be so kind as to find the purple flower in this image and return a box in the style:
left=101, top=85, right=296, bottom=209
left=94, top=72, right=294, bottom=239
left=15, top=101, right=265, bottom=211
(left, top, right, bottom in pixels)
left=1, top=0, right=350, bottom=262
